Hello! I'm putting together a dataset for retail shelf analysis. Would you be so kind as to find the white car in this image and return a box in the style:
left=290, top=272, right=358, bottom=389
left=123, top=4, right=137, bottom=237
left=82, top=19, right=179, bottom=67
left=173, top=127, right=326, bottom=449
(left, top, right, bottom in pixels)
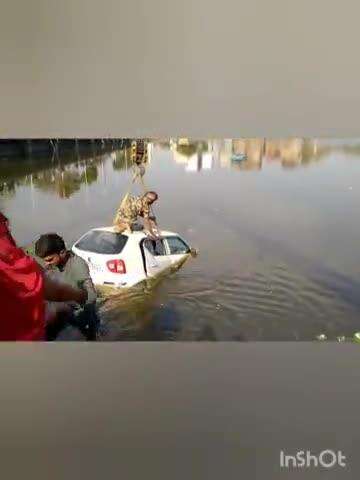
left=72, top=226, right=194, bottom=290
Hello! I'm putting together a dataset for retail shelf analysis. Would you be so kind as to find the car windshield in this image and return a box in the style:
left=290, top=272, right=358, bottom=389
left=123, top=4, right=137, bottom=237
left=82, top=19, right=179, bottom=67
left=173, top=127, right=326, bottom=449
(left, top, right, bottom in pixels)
left=74, top=231, right=128, bottom=254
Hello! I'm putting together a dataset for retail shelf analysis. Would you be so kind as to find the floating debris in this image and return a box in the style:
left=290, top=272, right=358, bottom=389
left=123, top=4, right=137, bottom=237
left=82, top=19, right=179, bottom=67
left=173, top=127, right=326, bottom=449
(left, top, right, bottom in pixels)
left=336, top=336, right=346, bottom=342
left=316, top=334, right=327, bottom=341
left=231, top=153, right=247, bottom=162
left=353, top=332, right=360, bottom=343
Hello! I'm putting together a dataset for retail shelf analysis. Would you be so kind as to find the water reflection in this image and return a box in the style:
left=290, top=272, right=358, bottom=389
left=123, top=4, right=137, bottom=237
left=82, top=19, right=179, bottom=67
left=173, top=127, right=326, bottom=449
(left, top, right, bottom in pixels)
left=0, top=179, right=17, bottom=198
left=169, top=138, right=330, bottom=173
left=0, top=146, right=130, bottom=200
left=0, top=139, right=347, bottom=198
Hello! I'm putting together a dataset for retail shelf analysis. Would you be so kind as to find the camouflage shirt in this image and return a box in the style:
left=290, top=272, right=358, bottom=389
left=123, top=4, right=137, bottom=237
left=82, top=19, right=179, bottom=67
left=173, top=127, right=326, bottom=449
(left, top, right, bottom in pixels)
left=115, top=195, right=151, bottom=224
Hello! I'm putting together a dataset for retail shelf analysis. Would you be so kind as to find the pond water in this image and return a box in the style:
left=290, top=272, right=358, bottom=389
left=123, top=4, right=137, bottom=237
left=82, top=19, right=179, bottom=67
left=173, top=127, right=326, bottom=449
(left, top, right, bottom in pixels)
left=1, top=138, right=360, bottom=340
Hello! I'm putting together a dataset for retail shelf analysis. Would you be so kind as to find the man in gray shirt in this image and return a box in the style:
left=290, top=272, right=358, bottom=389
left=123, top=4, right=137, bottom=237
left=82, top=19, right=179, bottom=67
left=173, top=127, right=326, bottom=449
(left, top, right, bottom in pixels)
left=31, top=233, right=99, bottom=340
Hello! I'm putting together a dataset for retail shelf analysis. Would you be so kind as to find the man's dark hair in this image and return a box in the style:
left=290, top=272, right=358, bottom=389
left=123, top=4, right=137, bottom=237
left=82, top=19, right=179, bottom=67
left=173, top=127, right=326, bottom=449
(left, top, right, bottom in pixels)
left=35, top=233, right=66, bottom=258
left=145, top=191, right=158, bottom=201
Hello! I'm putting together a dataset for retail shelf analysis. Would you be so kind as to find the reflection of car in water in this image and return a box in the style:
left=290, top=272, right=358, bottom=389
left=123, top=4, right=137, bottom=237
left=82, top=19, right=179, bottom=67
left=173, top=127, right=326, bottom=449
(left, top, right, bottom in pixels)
left=72, top=227, right=194, bottom=290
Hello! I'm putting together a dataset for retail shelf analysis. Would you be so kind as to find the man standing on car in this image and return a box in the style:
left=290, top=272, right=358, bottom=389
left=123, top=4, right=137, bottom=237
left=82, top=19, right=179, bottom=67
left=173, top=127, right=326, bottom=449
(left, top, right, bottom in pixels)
left=113, top=191, right=160, bottom=238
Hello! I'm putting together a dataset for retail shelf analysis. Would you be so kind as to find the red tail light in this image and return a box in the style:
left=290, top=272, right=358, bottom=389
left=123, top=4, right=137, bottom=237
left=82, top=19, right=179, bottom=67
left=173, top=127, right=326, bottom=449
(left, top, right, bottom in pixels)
left=106, top=259, right=126, bottom=274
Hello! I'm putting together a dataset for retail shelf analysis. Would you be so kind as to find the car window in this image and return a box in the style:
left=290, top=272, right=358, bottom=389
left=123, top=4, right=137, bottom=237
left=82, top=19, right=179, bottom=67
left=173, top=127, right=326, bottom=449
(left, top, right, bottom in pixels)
left=74, top=231, right=128, bottom=254
left=143, top=239, right=166, bottom=256
left=166, top=236, right=190, bottom=255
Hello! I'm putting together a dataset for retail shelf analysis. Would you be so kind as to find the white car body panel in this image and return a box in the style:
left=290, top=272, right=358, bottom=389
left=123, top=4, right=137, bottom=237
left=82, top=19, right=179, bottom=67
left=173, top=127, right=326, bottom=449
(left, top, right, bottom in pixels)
left=72, top=227, right=191, bottom=289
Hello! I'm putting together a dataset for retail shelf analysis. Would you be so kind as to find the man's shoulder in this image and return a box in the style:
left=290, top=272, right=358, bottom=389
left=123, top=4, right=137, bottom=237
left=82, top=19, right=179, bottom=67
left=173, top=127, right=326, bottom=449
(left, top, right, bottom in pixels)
left=129, top=195, right=141, bottom=205
left=135, top=196, right=147, bottom=208
left=68, top=253, right=91, bottom=276
left=121, top=195, right=137, bottom=209
left=70, top=252, right=88, bottom=268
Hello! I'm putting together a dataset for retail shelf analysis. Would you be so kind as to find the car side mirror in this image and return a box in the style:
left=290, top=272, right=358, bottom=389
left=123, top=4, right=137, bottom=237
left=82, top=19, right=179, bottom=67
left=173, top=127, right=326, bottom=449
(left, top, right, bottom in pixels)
left=190, top=247, right=198, bottom=258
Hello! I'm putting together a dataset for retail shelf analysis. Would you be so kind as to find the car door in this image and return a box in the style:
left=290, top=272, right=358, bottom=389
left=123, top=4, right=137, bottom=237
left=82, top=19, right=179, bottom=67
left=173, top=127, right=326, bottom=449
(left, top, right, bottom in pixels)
left=142, top=238, right=172, bottom=277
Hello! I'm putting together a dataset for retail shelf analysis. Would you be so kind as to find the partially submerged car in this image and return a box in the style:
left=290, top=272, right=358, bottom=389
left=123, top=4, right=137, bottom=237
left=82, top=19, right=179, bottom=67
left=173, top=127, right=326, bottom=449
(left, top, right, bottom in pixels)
left=72, top=226, right=195, bottom=290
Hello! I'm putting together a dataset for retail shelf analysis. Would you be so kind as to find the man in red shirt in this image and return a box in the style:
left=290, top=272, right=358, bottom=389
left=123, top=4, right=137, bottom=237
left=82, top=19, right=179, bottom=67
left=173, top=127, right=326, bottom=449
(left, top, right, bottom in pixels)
left=0, top=212, right=87, bottom=341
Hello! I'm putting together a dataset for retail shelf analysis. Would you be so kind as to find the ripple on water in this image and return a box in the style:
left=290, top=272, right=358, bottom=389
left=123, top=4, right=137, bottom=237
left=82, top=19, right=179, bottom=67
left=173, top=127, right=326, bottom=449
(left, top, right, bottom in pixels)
left=98, top=260, right=360, bottom=340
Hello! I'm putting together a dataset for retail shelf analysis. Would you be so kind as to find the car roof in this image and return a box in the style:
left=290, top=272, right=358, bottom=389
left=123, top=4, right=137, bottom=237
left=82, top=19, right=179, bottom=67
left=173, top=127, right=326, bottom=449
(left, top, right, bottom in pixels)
left=89, top=226, right=180, bottom=238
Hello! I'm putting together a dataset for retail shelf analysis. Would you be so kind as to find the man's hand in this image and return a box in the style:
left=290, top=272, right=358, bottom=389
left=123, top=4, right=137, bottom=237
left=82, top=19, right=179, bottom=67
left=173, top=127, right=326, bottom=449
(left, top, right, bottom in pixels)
left=144, top=216, right=161, bottom=239
left=45, top=302, right=73, bottom=326
left=145, top=229, right=162, bottom=241
left=146, top=233, right=158, bottom=241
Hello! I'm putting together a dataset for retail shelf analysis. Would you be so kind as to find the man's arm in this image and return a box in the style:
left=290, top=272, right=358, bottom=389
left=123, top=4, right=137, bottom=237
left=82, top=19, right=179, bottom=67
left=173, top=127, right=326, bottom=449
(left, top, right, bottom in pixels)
left=143, top=216, right=159, bottom=238
left=43, top=275, right=87, bottom=304
left=81, top=278, right=97, bottom=304
left=74, top=257, right=97, bottom=304
left=142, top=200, right=159, bottom=238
